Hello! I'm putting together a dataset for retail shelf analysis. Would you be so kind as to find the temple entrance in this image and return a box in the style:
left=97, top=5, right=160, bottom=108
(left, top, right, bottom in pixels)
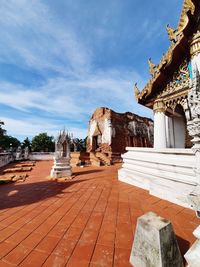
left=62, top=141, right=67, bottom=157
left=166, top=104, right=191, bottom=148
left=92, top=135, right=102, bottom=151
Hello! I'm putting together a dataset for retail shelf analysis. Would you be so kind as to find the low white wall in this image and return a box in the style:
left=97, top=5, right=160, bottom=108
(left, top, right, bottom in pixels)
left=118, top=147, right=196, bottom=208
left=0, top=153, right=14, bottom=168
left=29, top=152, right=54, bottom=161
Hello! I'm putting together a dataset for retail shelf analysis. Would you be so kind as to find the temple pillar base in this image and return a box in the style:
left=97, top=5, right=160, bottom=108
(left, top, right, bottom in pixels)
left=185, top=226, right=200, bottom=267
left=50, top=158, right=72, bottom=179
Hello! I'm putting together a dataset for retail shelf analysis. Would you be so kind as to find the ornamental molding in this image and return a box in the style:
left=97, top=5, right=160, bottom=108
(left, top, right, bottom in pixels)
left=190, top=31, right=200, bottom=58
left=156, top=59, right=190, bottom=99
left=153, top=101, right=166, bottom=113
left=178, top=0, right=195, bottom=33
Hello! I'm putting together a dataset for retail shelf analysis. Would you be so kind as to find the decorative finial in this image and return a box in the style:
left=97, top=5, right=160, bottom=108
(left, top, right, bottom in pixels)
left=185, top=0, right=195, bottom=14
left=148, top=58, right=157, bottom=77
left=134, top=83, right=140, bottom=100
left=166, top=24, right=177, bottom=42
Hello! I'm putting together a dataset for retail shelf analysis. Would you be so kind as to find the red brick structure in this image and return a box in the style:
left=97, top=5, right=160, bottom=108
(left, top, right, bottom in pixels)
left=87, top=107, right=153, bottom=161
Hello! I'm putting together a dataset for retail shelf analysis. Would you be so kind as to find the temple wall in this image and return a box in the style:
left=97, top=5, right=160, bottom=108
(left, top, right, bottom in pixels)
left=118, top=147, right=196, bottom=208
left=0, top=153, right=14, bottom=168
left=29, top=152, right=54, bottom=161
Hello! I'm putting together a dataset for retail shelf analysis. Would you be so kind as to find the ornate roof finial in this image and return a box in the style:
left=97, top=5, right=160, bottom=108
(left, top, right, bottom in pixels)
left=184, top=0, right=195, bottom=14
left=166, top=24, right=177, bottom=43
left=148, top=58, right=157, bottom=77
left=134, top=83, right=140, bottom=101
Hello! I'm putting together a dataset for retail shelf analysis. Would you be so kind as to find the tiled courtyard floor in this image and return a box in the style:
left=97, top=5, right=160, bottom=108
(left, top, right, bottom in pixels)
left=0, top=161, right=199, bottom=267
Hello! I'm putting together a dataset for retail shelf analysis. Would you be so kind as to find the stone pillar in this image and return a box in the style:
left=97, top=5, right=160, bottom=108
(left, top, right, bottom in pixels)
left=153, top=101, right=167, bottom=148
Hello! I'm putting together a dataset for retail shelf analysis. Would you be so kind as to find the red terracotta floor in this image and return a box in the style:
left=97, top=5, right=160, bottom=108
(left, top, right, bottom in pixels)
left=0, top=161, right=199, bottom=267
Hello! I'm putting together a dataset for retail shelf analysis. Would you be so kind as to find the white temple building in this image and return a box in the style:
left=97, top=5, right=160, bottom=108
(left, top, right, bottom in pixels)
left=119, top=0, right=200, bottom=210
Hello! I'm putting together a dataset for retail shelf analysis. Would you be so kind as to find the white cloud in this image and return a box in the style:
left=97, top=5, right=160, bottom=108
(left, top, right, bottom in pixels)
left=0, top=0, right=91, bottom=74
left=2, top=116, right=87, bottom=140
left=0, top=68, right=146, bottom=118
left=0, top=0, right=153, bottom=141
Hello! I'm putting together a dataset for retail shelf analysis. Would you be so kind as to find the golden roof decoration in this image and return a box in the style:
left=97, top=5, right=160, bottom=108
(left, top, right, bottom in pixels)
left=166, top=24, right=177, bottom=43
left=135, top=0, right=197, bottom=104
left=148, top=58, right=158, bottom=77
left=134, top=83, right=140, bottom=100
left=177, top=0, right=195, bottom=32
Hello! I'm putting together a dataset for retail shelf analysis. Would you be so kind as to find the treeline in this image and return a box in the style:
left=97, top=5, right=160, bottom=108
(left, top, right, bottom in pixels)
left=0, top=121, right=87, bottom=152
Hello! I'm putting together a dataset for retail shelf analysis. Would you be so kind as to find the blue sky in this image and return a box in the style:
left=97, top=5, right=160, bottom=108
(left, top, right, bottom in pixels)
left=0, top=0, right=183, bottom=141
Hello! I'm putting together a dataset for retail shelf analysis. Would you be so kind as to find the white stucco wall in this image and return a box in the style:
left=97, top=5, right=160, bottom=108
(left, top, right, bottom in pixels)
left=88, top=120, right=97, bottom=144
left=0, top=153, right=13, bottom=168
left=88, top=118, right=113, bottom=146
left=102, top=119, right=112, bottom=145
left=191, top=53, right=200, bottom=76
left=29, top=152, right=54, bottom=160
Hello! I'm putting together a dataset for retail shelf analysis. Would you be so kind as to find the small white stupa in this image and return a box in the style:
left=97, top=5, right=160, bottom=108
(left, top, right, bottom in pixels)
left=50, top=130, right=72, bottom=179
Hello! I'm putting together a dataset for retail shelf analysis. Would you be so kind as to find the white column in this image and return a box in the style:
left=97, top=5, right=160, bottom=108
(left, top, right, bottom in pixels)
left=154, top=111, right=167, bottom=148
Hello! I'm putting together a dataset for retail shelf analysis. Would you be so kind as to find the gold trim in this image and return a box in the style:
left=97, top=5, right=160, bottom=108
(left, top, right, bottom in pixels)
left=190, top=31, right=200, bottom=57
left=153, top=100, right=166, bottom=113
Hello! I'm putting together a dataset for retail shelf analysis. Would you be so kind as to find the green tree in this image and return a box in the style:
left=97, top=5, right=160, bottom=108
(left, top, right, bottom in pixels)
left=0, top=121, right=20, bottom=151
left=21, top=137, right=32, bottom=151
left=0, top=121, right=6, bottom=136
left=73, top=137, right=87, bottom=152
left=0, top=135, right=21, bottom=150
left=32, top=133, right=55, bottom=152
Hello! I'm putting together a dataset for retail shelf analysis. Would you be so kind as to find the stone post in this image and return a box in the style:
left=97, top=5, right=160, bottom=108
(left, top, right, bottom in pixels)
left=130, top=212, right=183, bottom=267
left=153, top=101, right=167, bottom=148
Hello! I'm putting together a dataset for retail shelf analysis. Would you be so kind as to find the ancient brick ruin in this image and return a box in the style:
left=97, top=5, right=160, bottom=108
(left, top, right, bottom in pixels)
left=87, top=107, right=153, bottom=162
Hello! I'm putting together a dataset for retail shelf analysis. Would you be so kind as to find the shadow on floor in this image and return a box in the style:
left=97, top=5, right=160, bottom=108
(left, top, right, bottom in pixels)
left=176, top=235, right=190, bottom=265
left=0, top=178, right=87, bottom=210
left=74, top=169, right=103, bottom=176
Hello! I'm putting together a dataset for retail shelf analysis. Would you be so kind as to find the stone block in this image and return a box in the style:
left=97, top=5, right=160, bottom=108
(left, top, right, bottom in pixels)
left=130, top=212, right=183, bottom=267
left=185, top=226, right=200, bottom=267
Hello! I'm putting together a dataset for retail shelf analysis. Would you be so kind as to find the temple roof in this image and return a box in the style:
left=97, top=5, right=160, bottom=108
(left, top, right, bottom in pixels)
left=135, top=0, right=199, bottom=108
